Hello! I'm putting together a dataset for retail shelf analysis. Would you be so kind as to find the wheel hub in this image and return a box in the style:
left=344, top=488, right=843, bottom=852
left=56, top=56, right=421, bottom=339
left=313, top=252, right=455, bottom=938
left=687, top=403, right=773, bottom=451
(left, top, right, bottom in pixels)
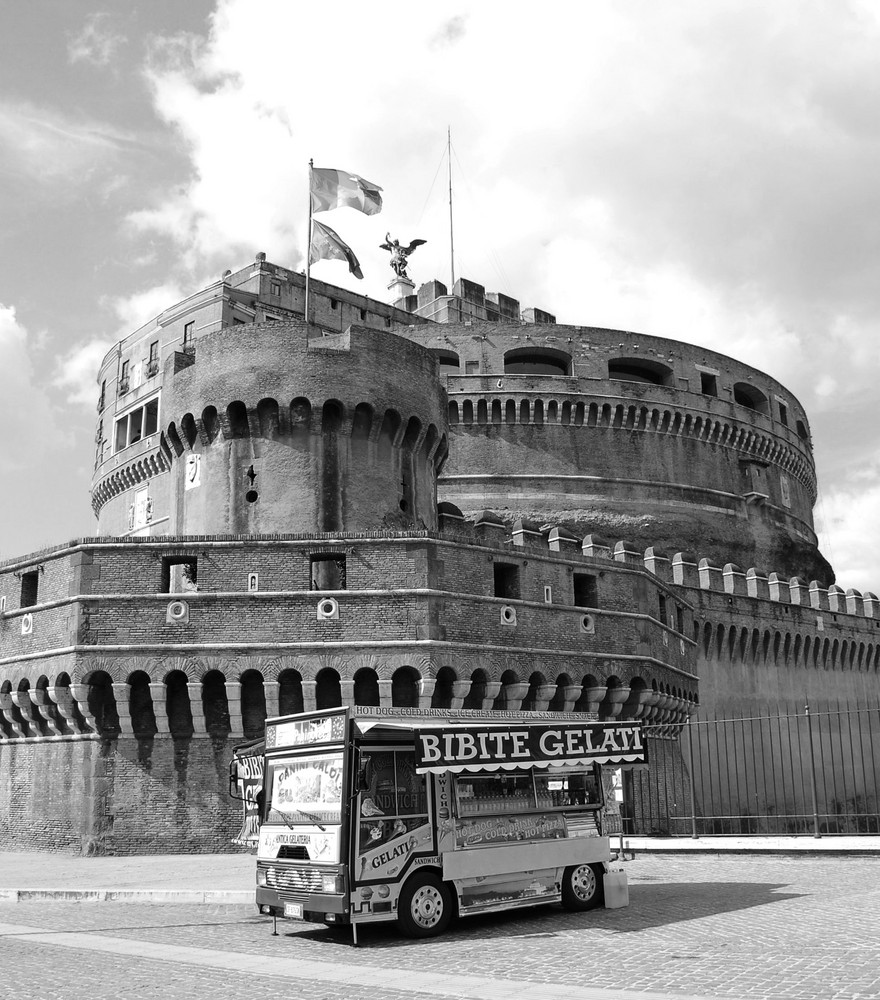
left=412, top=885, right=444, bottom=927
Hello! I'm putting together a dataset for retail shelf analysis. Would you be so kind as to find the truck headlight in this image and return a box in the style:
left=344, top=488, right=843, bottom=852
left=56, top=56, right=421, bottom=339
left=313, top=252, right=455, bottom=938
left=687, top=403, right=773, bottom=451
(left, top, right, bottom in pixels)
left=321, top=873, right=343, bottom=894
left=257, top=870, right=268, bottom=887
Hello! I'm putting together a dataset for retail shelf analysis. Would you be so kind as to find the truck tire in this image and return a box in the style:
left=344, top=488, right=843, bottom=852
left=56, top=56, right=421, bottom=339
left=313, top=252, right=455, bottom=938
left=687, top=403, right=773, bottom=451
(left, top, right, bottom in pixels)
left=561, top=862, right=605, bottom=911
left=397, top=873, right=453, bottom=938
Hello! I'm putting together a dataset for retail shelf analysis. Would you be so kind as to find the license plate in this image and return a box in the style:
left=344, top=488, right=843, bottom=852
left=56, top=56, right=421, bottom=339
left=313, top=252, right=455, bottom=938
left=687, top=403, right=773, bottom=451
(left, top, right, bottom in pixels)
left=283, top=903, right=304, bottom=920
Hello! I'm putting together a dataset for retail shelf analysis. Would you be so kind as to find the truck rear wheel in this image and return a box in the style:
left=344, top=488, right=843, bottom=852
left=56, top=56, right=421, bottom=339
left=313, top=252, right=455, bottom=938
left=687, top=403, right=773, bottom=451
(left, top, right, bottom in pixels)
left=561, top=862, right=605, bottom=911
left=397, top=873, right=453, bottom=938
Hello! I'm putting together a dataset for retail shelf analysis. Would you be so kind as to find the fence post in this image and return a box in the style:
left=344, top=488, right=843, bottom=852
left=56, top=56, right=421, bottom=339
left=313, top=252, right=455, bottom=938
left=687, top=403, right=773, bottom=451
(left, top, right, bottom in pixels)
left=805, top=702, right=822, bottom=838
left=687, top=718, right=699, bottom=839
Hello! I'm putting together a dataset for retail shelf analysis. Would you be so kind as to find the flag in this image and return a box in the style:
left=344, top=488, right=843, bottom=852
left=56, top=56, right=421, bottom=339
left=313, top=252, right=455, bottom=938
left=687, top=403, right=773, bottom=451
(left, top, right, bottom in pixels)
left=310, top=168, right=383, bottom=216
left=309, top=219, right=364, bottom=279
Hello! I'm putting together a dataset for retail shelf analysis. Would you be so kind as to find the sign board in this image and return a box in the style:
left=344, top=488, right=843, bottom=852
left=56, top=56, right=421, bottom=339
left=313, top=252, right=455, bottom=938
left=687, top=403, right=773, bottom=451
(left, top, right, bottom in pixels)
left=414, top=722, right=647, bottom=773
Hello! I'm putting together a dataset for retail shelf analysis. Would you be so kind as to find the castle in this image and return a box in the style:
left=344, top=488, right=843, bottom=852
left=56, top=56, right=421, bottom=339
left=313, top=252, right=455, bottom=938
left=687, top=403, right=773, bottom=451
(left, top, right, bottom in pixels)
left=1, top=254, right=877, bottom=853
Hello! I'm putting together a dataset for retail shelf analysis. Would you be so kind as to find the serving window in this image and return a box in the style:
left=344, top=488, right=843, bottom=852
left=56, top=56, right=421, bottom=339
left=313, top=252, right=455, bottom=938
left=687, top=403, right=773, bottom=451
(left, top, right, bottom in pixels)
left=454, top=767, right=601, bottom=817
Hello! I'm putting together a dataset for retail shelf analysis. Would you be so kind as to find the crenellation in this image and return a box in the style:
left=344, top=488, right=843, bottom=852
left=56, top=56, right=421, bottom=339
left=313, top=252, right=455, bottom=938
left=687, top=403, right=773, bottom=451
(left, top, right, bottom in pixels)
left=582, top=534, right=612, bottom=560
left=789, top=577, right=810, bottom=605
left=613, top=541, right=642, bottom=566
left=746, top=567, right=770, bottom=600
left=698, top=558, right=724, bottom=590
left=723, top=563, right=747, bottom=596
left=768, top=571, right=791, bottom=603
left=808, top=580, right=829, bottom=611
left=643, top=547, right=671, bottom=581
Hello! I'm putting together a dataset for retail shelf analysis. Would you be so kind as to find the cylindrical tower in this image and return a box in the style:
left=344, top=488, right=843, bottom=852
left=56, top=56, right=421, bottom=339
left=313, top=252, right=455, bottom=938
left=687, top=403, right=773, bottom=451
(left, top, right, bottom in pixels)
left=160, top=322, right=447, bottom=535
left=402, top=322, right=830, bottom=581
left=93, top=321, right=448, bottom=536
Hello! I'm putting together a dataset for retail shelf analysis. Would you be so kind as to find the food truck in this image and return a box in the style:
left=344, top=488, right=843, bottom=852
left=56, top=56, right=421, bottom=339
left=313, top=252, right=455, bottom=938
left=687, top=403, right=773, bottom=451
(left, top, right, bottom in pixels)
left=231, top=706, right=646, bottom=941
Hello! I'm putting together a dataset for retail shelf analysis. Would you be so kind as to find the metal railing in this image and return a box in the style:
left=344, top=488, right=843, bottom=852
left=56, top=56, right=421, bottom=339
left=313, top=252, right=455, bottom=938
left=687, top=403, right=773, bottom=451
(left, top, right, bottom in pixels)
left=625, top=701, right=880, bottom=837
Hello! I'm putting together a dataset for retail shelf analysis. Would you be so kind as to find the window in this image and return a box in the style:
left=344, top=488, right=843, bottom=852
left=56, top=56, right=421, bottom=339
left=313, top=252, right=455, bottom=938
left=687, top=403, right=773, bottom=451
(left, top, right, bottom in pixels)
left=114, top=397, right=159, bottom=452
left=359, top=308, right=367, bottom=321
left=608, top=358, right=673, bottom=386
left=733, top=382, right=769, bottom=414
left=778, top=402, right=788, bottom=426
left=700, top=372, right=718, bottom=396
left=183, top=321, right=194, bottom=346
left=330, top=299, right=338, bottom=311
left=98, top=380, right=106, bottom=411
left=465, top=360, right=479, bottom=375
left=493, top=563, right=520, bottom=600
left=310, top=554, right=346, bottom=590
left=455, top=768, right=600, bottom=818
left=149, top=341, right=159, bottom=363
left=676, top=605, right=685, bottom=634
left=161, top=557, right=198, bottom=593
left=270, top=281, right=282, bottom=296
left=573, top=573, right=598, bottom=608
left=658, top=593, right=668, bottom=625
left=503, top=348, right=572, bottom=376
left=434, top=350, right=460, bottom=373
left=121, top=360, right=130, bottom=381
left=357, top=750, right=428, bottom=856
left=119, top=360, right=130, bottom=394
left=20, top=570, right=39, bottom=608
left=147, top=341, right=159, bottom=377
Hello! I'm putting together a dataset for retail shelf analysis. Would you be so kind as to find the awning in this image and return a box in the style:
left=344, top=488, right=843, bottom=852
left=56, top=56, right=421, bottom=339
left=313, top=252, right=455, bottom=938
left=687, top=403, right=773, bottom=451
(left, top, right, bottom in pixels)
left=413, top=721, right=648, bottom=774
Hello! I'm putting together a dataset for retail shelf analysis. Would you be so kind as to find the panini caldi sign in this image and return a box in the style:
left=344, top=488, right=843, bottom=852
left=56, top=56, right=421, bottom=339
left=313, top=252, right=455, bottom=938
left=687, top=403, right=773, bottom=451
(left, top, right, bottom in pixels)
left=413, top=722, right=647, bottom=773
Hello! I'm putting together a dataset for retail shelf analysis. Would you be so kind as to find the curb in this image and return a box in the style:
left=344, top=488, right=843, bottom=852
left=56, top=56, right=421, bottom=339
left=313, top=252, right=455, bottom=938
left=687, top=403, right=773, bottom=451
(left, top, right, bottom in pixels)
left=0, top=889, right=253, bottom=903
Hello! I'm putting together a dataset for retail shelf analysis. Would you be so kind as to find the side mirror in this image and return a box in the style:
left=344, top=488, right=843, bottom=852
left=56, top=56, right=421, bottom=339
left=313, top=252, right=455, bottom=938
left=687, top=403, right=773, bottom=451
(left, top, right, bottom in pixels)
left=228, top=761, right=243, bottom=800
left=357, top=755, right=374, bottom=792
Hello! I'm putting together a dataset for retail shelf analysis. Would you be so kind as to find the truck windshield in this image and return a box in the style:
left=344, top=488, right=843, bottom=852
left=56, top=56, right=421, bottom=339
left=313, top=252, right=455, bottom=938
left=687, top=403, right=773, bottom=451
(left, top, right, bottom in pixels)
left=264, top=752, right=344, bottom=826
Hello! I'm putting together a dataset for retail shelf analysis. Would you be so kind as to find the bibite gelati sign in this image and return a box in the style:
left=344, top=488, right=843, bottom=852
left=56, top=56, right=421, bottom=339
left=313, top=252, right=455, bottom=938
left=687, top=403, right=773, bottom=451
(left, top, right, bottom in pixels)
left=414, top=722, right=647, bottom=772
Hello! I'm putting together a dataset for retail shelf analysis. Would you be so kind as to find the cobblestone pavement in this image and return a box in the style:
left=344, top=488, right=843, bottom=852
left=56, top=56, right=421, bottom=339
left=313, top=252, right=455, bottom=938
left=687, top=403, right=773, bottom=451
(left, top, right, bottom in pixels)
left=0, top=854, right=878, bottom=1000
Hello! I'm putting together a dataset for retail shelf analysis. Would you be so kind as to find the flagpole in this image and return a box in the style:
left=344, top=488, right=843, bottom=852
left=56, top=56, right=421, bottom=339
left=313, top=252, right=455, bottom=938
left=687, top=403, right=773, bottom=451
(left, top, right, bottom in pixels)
left=306, top=158, right=314, bottom=327
left=447, top=127, right=455, bottom=294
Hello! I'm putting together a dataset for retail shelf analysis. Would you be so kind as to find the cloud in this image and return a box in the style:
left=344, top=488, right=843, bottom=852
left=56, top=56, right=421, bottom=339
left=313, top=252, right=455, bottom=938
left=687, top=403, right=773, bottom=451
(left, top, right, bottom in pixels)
left=68, top=12, right=127, bottom=68
left=52, top=339, right=114, bottom=409
left=124, top=0, right=880, bottom=587
left=815, top=452, right=880, bottom=594
left=0, top=99, right=134, bottom=185
left=0, top=305, right=62, bottom=473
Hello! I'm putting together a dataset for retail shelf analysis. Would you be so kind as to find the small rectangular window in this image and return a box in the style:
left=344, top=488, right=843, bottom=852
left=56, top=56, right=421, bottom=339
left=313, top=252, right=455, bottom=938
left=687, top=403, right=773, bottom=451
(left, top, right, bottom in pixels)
left=330, top=299, right=338, bottom=311
left=778, top=403, right=788, bottom=426
left=700, top=372, right=718, bottom=396
left=270, top=281, right=281, bottom=296
left=310, top=554, right=347, bottom=590
left=183, top=321, right=194, bottom=345
left=658, top=593, right=667, bottom=625
left=115, top=418, right=128, bottom=452
left=676, top=605, right=685, bottom=634
left=573, top=573, right=598, bottom=609
left=20, top=570, right=39, bottom=608
left=162, top=557, right=198, bottom=593
left=493, top=563, right=520, bottom=600
left=149, top=340, right=159, bottom=363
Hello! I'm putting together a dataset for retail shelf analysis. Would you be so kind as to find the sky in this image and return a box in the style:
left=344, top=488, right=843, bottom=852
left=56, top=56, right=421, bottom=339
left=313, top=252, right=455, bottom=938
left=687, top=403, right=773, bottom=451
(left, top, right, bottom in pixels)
left=1, top=0, right=879, bottom=592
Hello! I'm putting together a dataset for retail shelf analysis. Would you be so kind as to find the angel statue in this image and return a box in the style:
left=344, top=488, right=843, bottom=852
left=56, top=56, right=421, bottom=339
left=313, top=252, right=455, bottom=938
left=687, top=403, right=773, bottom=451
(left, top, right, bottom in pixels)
left=380, top=233, right=427, bottom=280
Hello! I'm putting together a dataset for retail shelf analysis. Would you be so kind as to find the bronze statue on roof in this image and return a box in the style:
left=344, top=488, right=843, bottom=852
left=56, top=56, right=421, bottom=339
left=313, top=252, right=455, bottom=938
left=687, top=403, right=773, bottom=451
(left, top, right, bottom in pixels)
left=380, top=233, right=427, bottom=280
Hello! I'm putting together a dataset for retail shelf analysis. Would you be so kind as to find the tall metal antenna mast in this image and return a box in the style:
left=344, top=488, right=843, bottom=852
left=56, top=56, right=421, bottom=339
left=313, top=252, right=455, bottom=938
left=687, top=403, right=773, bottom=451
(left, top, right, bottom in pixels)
left=447, top=126, right=455, bottom=291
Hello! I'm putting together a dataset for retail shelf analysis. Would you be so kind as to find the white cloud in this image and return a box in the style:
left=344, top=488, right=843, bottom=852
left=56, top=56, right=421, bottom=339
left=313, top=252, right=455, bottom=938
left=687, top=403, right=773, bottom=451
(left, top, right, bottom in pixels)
left=0, top=99, right=133, bottom=185
left=120, top=0, right=880, bottom=588
left=68, top=12, right=127, bottom=68
left=815, top=453, right=880, bottom=594
left=0, top=304, right=63, bottom=473
left=52, top=339, right=113, bottom=408
left=110, top=282, right=187, bottom=333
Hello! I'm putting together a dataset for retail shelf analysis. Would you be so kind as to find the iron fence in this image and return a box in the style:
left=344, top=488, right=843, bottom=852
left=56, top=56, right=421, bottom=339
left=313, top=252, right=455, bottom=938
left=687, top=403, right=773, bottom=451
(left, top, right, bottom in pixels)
left=625, top=701, right=880, bottom=837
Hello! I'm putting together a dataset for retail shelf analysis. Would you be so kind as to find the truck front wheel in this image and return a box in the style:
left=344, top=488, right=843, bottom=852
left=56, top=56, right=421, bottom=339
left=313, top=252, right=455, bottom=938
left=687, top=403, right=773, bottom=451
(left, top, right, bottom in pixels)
left=397, top=873, right=453, bottom=938
left=561, top=862, right=605, bottom=911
